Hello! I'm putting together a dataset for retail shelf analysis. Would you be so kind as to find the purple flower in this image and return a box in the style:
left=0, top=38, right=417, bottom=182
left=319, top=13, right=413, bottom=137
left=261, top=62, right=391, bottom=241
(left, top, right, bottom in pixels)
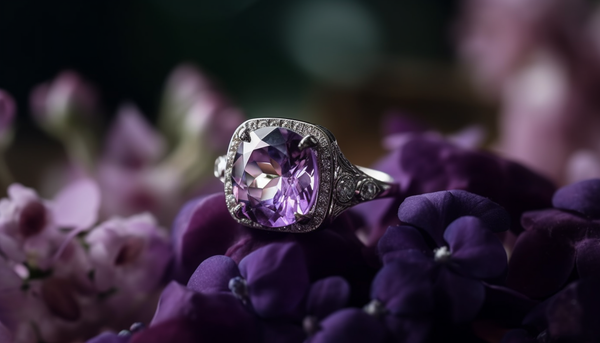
left=507, top=179, right=600, bottom=298
left=375, top=191, right=509, bottom=326
left=171, top=193, right=377, bottom=303
left=502, top=279, right=600, bottom=342
left=117, top=242, right=364, bottom=343
left=130, top=282, right=259, bottom=343
left=355, top=133, right=555, bottom=244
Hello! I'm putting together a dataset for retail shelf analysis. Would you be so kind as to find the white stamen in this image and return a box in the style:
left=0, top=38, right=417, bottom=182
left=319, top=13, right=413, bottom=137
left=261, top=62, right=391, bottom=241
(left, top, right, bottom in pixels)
left=434, top=246, right=452, bottom=263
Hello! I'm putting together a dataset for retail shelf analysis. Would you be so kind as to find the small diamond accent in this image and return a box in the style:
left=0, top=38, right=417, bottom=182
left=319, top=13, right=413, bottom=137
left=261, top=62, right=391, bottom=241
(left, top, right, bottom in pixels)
left=360, top=181, right=378, bottom=201
left=336, top=175, right=356, bottom=203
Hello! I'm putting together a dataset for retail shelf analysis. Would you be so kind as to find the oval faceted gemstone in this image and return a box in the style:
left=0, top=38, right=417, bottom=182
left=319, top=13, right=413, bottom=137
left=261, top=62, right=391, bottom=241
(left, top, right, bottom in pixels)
left=232, top=127, right=319, bottom=227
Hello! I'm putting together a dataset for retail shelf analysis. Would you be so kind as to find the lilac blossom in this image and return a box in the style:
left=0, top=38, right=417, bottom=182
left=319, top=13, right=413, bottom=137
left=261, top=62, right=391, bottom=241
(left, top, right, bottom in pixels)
left=0, top=179, right=100, bottom=269
left=96, top=104, right=180, bottom=222
left=507, top=179, right=600, bottom=298
left=85, top=213, right=172, bottom=293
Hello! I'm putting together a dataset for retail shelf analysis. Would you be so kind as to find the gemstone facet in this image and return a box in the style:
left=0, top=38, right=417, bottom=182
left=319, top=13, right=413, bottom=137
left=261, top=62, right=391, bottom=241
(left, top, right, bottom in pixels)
left=232, top=127, right=319, bottom=227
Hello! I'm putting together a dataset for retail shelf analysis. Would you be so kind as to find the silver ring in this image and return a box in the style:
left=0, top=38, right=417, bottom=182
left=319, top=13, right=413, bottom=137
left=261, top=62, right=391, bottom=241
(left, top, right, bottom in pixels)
left=214, top=118, right=399, bottom=233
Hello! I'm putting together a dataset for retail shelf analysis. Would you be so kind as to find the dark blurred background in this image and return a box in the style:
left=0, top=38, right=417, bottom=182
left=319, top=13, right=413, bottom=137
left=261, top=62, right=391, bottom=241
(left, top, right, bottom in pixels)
left=0, top=0, right=491, bottom=174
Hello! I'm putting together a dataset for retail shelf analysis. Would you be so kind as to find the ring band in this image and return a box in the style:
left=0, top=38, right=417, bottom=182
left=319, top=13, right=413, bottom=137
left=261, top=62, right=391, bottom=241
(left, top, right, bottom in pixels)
left=215, top=118, right=399, bottom=233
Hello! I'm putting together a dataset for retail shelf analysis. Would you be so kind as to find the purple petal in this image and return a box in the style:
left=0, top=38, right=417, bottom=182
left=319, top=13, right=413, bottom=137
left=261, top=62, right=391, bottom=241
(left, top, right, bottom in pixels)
left=552, top=179, right=600, bottom=219
left=398, top=190, right=510, bottom=246
left=151, top=282, right=198, bottom=325
left=378, top=225, right=430, bottom=264
left=0, top=322, right=11, bottom=343
left=225, top=229, right=285, bottom=264
left=146, top=282, right=259, bottom=343
left=576, top=239, right=600, bottom=280
left=187, top=255, right=240, bottom=294
left=507, top=229, right=576, bottom=298
left=433, top=268, right=485, bottom=322
left=520, top=208, right=595, bottom=236
left=371, top=255, right=434, bottom=316
left=104, top=104, right=165, bottom=169
left=306, top=276, right=350, bottom=320
left=443, top=216, right=507, bottom=279
left=447, top=125, right=486, bottom=149
left=499, top=161, right=555, bottom=233
left=171, top=193, right=248, bottom=283
left=87, top=332, right=131, bottom=343
left=53, top=178, right=100, bottom=231
left=308, top=309, right=387, bottom=343
left=546, top=280, right=600, bottom=341
left=239, top=242, right=309, bottom=319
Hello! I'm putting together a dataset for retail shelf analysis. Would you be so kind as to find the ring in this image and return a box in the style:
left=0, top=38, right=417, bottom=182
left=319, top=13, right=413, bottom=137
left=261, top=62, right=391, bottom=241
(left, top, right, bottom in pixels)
left=214, top=118, right=399, bottom=233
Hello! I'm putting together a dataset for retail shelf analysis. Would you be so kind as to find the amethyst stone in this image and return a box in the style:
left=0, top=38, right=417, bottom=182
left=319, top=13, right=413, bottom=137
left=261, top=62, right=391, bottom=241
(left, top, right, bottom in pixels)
left=232, top=127, right=319, bottom=227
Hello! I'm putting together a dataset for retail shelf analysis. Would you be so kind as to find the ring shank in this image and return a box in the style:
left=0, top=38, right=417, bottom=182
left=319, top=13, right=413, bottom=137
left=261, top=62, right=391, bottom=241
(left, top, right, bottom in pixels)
left=357, top=166, right=395, bottom=184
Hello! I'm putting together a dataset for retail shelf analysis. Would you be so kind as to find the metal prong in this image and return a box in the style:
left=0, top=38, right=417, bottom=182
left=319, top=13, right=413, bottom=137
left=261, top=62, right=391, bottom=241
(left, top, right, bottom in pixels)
left=295, top=212, right=312, bottom=224
left=233, top=204, right=244, bottom=218
left=239, top=129, right=251, bottom=142
left=214, top=155, right=227, bottom=183
left=298, top=135, right=318, bottom=150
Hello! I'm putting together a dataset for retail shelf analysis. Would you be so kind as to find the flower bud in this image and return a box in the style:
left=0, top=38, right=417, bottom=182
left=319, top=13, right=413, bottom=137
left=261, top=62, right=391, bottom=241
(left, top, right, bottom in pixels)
left=30, top=70, right=97, bottom=135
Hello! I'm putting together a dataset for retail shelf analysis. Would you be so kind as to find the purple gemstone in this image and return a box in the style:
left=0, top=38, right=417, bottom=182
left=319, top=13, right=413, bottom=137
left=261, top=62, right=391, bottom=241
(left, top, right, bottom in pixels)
left=232, top=127, right=319, bottom=227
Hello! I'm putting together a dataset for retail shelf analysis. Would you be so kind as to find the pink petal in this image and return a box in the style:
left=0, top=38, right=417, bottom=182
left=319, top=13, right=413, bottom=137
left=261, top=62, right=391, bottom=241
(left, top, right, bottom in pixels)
left=0, top=234, right=25, bottom=263
left=53, top=178, right=100, bottom=230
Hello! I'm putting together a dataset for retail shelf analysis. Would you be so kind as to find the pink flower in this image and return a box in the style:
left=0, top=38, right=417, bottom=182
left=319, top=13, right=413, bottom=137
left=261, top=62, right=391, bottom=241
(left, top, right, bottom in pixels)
left=85, top=213, right=172, bottom=293
left=103, top=104, right=166, bottom=171
left=30, top=71, right=97, bottom=130
left=0, top=179, right=100, bottom=269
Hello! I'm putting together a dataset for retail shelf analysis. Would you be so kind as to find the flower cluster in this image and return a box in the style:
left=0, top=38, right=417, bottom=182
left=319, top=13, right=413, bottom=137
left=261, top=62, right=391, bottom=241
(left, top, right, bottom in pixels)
left=27, top=65, right=242, bottom=227
left=83, top=184, right=554, bottom=343
left=0, top=180, right=171, bottom=343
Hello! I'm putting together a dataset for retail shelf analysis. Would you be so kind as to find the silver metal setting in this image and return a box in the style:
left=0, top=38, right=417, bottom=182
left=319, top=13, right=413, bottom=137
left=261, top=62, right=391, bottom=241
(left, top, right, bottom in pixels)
left=218, top=117, right=398, bottom=233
